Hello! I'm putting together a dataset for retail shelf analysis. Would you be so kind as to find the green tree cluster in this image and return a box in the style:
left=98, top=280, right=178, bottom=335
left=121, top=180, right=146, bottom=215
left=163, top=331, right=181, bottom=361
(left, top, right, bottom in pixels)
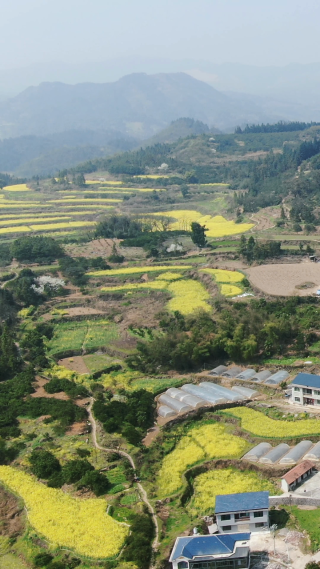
left=238, top=235, right=282, bottom=262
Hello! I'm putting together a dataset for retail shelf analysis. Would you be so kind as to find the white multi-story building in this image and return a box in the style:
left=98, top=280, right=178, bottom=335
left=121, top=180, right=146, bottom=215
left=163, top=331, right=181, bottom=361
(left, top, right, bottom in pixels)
left=215, top=491, right=269, bottom=533
left=170, top=533, right=251, bottom=569
left=291, top=373, right=320, bottom=406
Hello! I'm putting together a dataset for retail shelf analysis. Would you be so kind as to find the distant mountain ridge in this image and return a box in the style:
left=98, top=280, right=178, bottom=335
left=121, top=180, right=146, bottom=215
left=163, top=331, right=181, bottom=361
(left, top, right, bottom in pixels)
left=0, top=72, right=305, bottom=141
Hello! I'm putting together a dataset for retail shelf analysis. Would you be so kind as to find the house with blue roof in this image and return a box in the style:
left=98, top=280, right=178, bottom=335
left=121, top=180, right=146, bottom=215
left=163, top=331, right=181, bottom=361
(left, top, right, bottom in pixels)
left=169, top=533, right=251, bottom=569
left=291, top=373, right=320, bottom=406
left=215, top=491, right=269, bottom=533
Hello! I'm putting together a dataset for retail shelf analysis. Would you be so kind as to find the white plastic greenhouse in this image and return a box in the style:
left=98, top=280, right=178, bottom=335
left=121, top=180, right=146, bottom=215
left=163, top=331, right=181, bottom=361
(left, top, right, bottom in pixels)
left=180, top=384, right=227, bottom=404
left=158, top=405, right=177, bottom=418
left=265, top=370, right=290, bottom=385
left=232, top=385, right=258, bottom=399
left=222, top=366, right=243, bottom=378
left=158, top=394, right=192, bottom=413
left=251, top=370, right=272, bottom=383
left=208, top=365, right=228, bottom=376
left=259, top=443, right=290, bottom=464
left=304, top=442, right=320, bottom=460
left=236, top=369, right=256, bottom=381
left=200, top=382, right=245, bottom=402
left=279, top=440, right=313, bottom=465
left=242, top=442, right=272, bottom=462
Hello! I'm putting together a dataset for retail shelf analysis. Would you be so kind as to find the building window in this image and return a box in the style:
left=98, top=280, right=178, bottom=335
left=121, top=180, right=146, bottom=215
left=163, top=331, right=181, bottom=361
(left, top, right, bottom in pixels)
left=235, top=512, right=250, bottom=520
left=316, top=400, right=320, bottom=405
left=237, top=559, right=248, bottom=568
left=221, top=514, right=231, bottom=521
left=303, top=388, right=312, bottom=395
left=314, top=390, right=320, bottom=396
left=178, top=563, right=188, bottom=569
left=254, top=511, right=263, bottom=518
left=222, top=525, right=232, bottom=531
left=295, top=397, right=300, bottom=402
left=255, top=522, right=265, bottom=528
left=294, top=387, right=300, bottom=391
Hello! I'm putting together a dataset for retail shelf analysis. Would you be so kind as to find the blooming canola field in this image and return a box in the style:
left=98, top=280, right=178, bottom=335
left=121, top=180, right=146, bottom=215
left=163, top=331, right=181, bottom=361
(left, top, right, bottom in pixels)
left=151, top=210, right=254, bottom=237
left=227, top=407, right=320, bottom=437
left=157, top=423, right=249, bottom=497
left=0, top=466, right=128, bottom=558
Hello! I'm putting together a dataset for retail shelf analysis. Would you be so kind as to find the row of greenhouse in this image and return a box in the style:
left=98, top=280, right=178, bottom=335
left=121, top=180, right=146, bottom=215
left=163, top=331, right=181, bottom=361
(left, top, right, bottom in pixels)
left=158, top=382, right=258, bottom=418
left=243, top=440, right=320, bottom=465
left=208, top=365, right=290, bottom=385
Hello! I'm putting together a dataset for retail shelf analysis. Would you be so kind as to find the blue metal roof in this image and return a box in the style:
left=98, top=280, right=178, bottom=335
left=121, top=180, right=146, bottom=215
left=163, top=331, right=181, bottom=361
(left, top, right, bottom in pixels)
left=170, top=534, right=250, bottom=561
left=292, top=373, right=320, bottom=389
left=215, top=491, right=269, bottom=514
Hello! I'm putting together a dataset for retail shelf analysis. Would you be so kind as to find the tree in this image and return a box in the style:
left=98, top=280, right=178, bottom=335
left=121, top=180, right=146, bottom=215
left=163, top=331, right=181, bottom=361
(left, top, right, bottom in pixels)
left=62, top=459, right=94, bottom=484
left=77, top=470, right=110, bottom=496
left=190, top=222, right=207, bottom=248
left=181, top=185, right=189, bottom=198
left=29, top=450, right=61, bottom=479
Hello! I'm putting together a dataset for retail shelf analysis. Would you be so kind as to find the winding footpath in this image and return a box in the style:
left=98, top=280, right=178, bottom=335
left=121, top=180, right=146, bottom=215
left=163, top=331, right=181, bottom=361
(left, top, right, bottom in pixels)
left=87, top=400, right=159, bottom=554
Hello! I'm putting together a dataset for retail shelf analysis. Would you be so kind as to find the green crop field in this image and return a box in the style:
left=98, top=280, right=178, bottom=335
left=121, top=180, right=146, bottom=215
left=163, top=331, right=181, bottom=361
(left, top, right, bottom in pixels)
left=47, top=319, right=119, bottom=357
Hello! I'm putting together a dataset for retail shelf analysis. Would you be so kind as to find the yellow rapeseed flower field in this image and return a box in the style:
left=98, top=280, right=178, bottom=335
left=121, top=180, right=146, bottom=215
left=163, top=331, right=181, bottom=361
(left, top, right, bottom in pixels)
left=191, top=468, right=274, bottom=514
left=86, top=180, right=123, bottom=185
left=3, top=184, right=31, bottom=191
left=151, top=210, right=254, bottom=237
left=0, top=217, right=71, bottom=226
left=50, top=199, right=122, bottom=203
left=155, top=272, right=183, bottom=280
left=167, top=279, right=211, bottom=314
left=0, top=466, right=128, bottom=558
left=0, top=226, right=31, bottom=234
left=200, top=269, right=244, bottom=283
left=157, top=423, right=249, bottom=497
left=220, top=284, right=243, bottom=296
left=89, top=265, right=191, bottom=276
left=226, top=407, right=320, bottom=438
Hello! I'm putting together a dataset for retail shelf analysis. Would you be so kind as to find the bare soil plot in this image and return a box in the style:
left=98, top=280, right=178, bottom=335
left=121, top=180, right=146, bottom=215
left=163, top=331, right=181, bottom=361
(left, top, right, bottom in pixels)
left=31, top=376, right=69, bottom=400
left=247, top=262, right=320, bottom=296
left=58, top=356, right=90, bottom=374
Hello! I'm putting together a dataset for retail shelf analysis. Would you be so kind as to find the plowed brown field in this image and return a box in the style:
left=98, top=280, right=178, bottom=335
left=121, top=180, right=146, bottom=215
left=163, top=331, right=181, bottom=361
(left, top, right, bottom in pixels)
left=247, top=262, right=320, bottom=296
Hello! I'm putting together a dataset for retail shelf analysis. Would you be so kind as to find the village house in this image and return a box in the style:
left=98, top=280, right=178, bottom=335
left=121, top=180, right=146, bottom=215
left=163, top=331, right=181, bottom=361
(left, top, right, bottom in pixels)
left=215, top=491, right=269, bottom=533
left=281, top=460, right=315, bottom=492
left=169, top=533, right=251, bottom=569
left=291, top=372, right=320, bottom=406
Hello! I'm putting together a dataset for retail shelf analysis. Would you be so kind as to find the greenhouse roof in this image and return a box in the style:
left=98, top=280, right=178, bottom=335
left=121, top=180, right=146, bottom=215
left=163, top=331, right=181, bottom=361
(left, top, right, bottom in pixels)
left=170, top=534, right=250, bottom=561
left=292, top=373, right=320, bottom=388
left=215, top=491, right=269, bottom=514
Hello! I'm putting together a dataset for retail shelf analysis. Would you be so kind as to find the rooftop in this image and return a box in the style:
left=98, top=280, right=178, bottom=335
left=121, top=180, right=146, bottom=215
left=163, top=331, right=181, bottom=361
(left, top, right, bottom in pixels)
left=282, top=460, right=315, bottom=485
left=170, top=534, right=250, bottom=561
left=292, top=373, right=320, bottom=389
left=215, top=491, right=269, bottom=514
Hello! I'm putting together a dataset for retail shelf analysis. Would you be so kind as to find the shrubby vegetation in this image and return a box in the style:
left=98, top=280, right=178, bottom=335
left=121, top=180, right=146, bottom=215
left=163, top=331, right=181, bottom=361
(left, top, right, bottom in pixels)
left=238, top=235, right=282, bottom=262
left=11, top=236, right=64, bottom=264
left=235, top=121, right=320, bottom=134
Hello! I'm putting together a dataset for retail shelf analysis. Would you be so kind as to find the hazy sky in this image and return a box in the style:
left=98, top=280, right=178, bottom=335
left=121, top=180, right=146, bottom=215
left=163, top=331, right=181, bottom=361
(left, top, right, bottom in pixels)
left=1, top=0, right=320, bottom=70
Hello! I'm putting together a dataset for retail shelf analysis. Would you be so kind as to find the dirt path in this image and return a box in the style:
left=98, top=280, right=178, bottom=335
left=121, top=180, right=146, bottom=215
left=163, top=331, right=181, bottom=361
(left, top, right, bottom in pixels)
left=87, top=400, right=159, bottom=554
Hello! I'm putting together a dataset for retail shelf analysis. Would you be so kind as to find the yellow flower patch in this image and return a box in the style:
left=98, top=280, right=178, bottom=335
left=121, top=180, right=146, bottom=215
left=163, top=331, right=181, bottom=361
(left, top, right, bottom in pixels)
left=29, top=221, right=96, bottom=230
left=86, top=180, right=123, bottom=185
left=3, top=184, right=31, bottom=191
left=0, top=217, right=71, bottom=226
left=226, top=407, right=320, bottom=438
left=191, top=468, right=274, bottom=513
left=200, top=269, right=244, bottom=283
left=157, top=423, right=248, bottom=497
left=89, top=265, right=191, bottom=277
left=151, top=210, right=254, bottom=237
left=220, top=284, right=243, bottom=296
left=50, top=199, right=121, bottom=203
left=0, top=466, right=128, bottom=558
left=0, top=226, right=31, bottom=234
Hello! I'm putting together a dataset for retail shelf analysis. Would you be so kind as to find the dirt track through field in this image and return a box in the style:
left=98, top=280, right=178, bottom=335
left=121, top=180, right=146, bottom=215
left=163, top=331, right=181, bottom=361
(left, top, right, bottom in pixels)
left=247, top=262, right=320, bottom=296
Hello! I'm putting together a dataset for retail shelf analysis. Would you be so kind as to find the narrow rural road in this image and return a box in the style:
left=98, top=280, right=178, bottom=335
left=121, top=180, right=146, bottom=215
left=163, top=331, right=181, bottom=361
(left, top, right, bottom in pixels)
left=87, top=400, right=159, bottom=553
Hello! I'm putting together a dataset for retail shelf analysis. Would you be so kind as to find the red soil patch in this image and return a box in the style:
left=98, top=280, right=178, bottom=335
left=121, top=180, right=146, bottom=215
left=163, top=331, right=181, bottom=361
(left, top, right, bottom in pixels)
left=31, top=377, right=69, bottom=400
left=65, top=421, right=88, bottom=435
left=58, top=356, right=90, bottom=374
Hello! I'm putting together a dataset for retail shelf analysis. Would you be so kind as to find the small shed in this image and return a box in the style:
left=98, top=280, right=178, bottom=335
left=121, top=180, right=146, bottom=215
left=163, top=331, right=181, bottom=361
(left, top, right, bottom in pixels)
left=158, top=405, right=176, bottom=418
left=236, top=369, right=256, bottom=381
left=304, top=442, right=320, bottom=461
left=222, top=366, right=243, bottom=378
left=243, top=442, right=272, bottom=462
left=232, top=386, right=258, bottom=399
left=251, top=370, right=272, bottom=383
left=265, top=370, right=289, bottom=385
left=259, top=443, right=290, bottom=464
left=158, top=394, right=192, bottom=413
left=279, top=440, right=313, bottom=465
left=281, top=460, right=315, bottom=492
left=208, top=365, right=228, bottom=376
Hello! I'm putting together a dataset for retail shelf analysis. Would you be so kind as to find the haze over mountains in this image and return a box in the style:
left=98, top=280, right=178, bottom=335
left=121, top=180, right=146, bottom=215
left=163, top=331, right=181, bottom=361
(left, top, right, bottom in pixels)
left=1, top=65, right=320, bottom=178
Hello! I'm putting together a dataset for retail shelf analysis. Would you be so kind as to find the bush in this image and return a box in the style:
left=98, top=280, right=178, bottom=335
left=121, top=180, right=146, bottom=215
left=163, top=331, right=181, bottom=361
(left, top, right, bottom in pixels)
left=62, top=459, right=94, bottom=484
left=29, top=450, right=61, bottom=479
left=33, top=552, right=54, bottom=567
left=11, top=236, right=64, bottom=264
left=77, top=470, right=110, bottom=496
